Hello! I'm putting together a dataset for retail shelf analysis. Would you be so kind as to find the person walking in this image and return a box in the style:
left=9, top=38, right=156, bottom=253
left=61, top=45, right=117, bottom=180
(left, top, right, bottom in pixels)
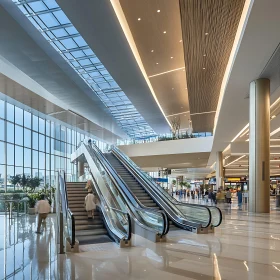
left=85, top=190, right=96, bottom=219
left=85, top=180, right=93, bottom=193
left=237, top=189, right=243, bottom=209
left=35, top=194, right=51, bottom=234
left=226, top=189, right=232, bottom=204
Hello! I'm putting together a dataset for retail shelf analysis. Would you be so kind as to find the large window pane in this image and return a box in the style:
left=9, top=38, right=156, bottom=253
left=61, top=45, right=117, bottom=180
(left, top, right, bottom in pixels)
left=46, top=153, right=50, bottom=170
left=39, top=152, right=45, bottom=169
left=55, top=155, right=60, bottom=170
left=0, top=164, right=5, bottom=188
left=46, top=136, right=50, bottom=153
left=61, top=141, right=65, bottom=156
left=51, top=138, right=54, bottom=154
left=61, top=157, right=65, bottom=169
left=32, top=169, right=38, bottom=178
left=0, top=119, right=4, bottom=141
left=7, top=166, right=14, bottom=187
left=46, top=120, right=50, bottom=136
left=15, top=167, right=23, bottom=177
left=15, top=145, right=23, bottom=166
left=39, top=118, right=45, bottom=134
left=15, top=125, right=23, bottom=146
left=15, top=107, right=23, bottom=125
left=51, top=122, right=55, bottom=138
left=55, top=140, right=60, bottom=155
left=33, top=115, right=38, bottom=131
left=24, top=128, right=31, bottom=148
left=61, top=126, right=66, bottom=141
left=0, top=100, right=4, bottom=119
left=7, top=122, right=14, bottom=143
left=6, top=103, right=14, bottom=122
left=7, top=144, right=14, bottom=165
left=24, top=168, right=31, bottom=177
left=32, top=150, right=38, bottom=168
left=0, top=141, right=4, bottom=164
left=24, top=111, right=31, bottom=128
left=32, top=132, right=38, bottom=150
left=51, top=155, right=54, bottom=170
left=24, top=148, right=31, bottom=167
left=39, top=134, right=45, bottom=152
left=55, top=124, right=60, bottom=140
left=67, top=128, right=71, bottom=144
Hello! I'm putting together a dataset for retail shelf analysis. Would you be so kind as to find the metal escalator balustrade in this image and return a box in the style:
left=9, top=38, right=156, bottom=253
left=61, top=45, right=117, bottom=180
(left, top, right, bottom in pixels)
left=111, top=145, right=222, bottom=230
left=87, top=142, right=209, bottom=232
left=74, top=142, right=169, bottom=239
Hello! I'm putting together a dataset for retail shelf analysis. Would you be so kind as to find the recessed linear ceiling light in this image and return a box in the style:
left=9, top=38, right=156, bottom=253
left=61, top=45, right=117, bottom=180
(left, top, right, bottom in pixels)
left=203, top=54, right=206, bottom=56
left=138, top=18, right=141, bottom=21
left=151, top=50, right=154, bottom=52
left=156, top=62, right=159, bottom=65
left=179, top=40, right=182, bottom=42
left=271, top=115, right=276, bottom=119
left=171, top=57, right=173, bottom=59
left=205, top=33, right=209, bottom=35
left=163, top=31, right=167, bottom=34
left=157, top=10, right=160, bottom=13
left=148, top=66, right=185, bottom=78
left=203, top=68, right=206, bottom=70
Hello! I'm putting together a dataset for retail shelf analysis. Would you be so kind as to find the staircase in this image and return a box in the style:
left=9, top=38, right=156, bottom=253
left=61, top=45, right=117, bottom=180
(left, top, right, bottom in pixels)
left=66, top=182, right=112, bottom=245
left=104, top=153, right=178, bottom=232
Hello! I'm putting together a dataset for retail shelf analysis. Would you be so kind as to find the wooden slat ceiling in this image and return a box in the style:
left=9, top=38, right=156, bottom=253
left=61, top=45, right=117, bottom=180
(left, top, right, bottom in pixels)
left=179, top=0, right=245, bottom=132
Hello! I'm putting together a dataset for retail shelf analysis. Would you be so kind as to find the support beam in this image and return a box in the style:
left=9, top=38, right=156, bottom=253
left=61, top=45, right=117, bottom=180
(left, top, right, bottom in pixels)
left=216, top=151, right=224, bottom=190
left=249, top=78, right=270, bottom=213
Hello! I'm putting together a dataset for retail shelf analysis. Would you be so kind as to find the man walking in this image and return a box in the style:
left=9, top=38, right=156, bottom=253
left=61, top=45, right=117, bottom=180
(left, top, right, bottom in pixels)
left=35, top=194, right=51, bottom=234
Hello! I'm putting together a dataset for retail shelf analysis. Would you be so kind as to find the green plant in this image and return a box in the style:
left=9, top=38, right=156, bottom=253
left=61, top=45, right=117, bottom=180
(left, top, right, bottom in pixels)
left=27, top=193, right=38, bottom=208
left=9, top=175, right=21, bottom=188
left=172, top=179, right=177, bottom=186
left=27, top=177, right=43, bottom=192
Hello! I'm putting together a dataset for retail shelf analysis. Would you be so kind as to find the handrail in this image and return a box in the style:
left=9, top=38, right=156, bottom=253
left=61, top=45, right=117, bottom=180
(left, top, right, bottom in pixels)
left=88, top=142, right=206, bottom=230
left=88, top=171, right=131, bottom=243
left=82, top=142, right=168, bottom=237
left=114, top=145, right=222, bottom=227
left=58, top=170, right=75, bottom=248
left=111, top=146, right=216, bottom=229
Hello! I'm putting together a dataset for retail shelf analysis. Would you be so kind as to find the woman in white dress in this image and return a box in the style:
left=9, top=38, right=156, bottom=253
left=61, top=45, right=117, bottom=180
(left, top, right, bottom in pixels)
left=85, top=191, right=96, bottom=219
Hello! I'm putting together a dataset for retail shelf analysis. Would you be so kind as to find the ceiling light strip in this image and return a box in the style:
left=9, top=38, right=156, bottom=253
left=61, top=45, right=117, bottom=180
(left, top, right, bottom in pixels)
left=231, top=123, right=249, bottom=142
left=110, top=0, right=171, bottom=128
left=166, top=111, right=190, bottom=117
left=224, top=155, right=246, bottom=167
left=148, top=67, right=186, bottom=78
left=190, top=111, right=216, bottom=116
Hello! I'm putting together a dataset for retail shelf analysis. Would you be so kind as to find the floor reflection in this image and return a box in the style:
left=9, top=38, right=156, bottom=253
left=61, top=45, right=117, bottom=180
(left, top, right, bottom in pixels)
left=1, top=204, right=280, bottom=279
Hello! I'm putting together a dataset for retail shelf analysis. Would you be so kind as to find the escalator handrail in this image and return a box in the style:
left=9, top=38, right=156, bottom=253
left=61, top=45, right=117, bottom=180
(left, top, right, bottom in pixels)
left=88, top=142, right=205, bottom=229
left=83, top=143, right=168, bottom=236
left=111, top=146, right=213, bottom=228
left=89, top=172, right=131, bottom=242
left=115, top=145, right=222, bottom=228
left=58, top=170, right=75, bottom=248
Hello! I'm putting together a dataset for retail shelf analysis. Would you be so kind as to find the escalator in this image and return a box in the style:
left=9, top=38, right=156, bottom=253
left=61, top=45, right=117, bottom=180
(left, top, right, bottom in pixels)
left=109, top=146, right=222, bottom=232
left=57, top=170, right=132, bottom=247
left=72, top=142, right=222, bottom=234
left=105, top=153, right=160, bottom=209
left=71, top=143, right=170, bottom=244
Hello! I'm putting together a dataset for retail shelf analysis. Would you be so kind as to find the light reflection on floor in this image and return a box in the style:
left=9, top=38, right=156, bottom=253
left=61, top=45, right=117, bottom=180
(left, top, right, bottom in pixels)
left=1, top=201, right=280, bottom=279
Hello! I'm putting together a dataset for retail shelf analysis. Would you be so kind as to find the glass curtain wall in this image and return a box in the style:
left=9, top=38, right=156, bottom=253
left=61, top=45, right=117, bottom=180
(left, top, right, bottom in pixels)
left=0, top=98, right=107, bottom=192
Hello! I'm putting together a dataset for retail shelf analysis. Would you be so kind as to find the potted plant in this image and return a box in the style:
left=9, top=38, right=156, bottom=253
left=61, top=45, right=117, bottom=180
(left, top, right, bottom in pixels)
left=27, top=193, right=38, bottom=215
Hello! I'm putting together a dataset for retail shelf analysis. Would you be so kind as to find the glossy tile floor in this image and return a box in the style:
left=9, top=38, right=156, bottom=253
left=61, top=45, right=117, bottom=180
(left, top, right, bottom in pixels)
left=1, top=201, right=280, bottom=280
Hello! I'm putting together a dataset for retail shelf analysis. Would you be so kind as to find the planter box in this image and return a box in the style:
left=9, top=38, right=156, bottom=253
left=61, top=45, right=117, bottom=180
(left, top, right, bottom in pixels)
left=29, top=208, right=36, bottom=215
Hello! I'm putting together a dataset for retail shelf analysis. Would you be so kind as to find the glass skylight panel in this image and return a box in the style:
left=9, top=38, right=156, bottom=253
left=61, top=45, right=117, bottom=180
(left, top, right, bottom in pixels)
left=52, top=28, right=67, bottom=37
left=13, top=0, right=156, bottom=139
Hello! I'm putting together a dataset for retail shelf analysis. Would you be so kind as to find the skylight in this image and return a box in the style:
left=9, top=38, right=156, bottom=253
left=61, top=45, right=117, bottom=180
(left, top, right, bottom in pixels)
left=13, top=0, right=156, bottom=139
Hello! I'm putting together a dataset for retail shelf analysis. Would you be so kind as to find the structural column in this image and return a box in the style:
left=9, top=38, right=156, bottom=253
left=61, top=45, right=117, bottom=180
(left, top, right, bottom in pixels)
left=216, top=151, right=224, bottom=190
left=249, top=78, right=270, bottom=213
left=78, top=161, right=85, bottom=178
